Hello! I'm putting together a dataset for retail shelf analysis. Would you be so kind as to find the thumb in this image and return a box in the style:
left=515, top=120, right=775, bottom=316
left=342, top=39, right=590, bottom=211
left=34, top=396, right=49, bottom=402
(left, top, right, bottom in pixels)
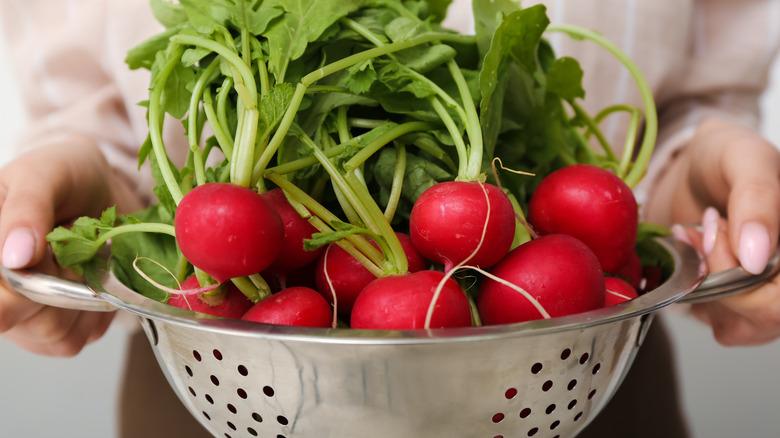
left=0, top=163, right=59, bottom=269
left=0, top=140, right=113, bottom=269
left=722, top=139, right=780, bottom=275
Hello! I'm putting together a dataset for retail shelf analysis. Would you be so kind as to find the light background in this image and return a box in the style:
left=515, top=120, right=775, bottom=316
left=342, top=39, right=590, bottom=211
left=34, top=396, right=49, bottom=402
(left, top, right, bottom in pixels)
left=1, top=12, right=780, bottom=438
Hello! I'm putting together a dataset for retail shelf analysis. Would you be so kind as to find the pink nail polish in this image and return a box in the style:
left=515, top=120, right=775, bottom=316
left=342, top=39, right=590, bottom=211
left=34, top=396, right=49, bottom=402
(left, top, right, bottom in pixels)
left=739, top=222, right=771, bottom=275
left=701, top=207, right=719, bottom=256
left=2, top=228, right=36, bottom=269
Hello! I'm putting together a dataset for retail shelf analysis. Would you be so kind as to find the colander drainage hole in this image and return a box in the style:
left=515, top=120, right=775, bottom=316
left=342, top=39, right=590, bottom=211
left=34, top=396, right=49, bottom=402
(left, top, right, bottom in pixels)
left=238, top=365, right=249, bottom=376
left=568, top=399, right=577, bottom=410
left=519, top=408, right=531, bottom=419
left=560, top=348, right=571, bottom=360
left=567, top=379, right=577, bottom=390
left=252, top=413, right=263, bottom=422
left=193, top=350, right=202, bottom=361
left=545, top=404, right=556, bottom=415
left=505, top=388, right=518, bottom=399
left=574, top=412, right=583, bottom=421
left=592, top=363, right=601, bottom=374
left=579, top=353, right=589, bottom=364
left=237, top=388, right=248, bottom=399
left=542, top=380, right=553, bottom=392
left=550, top=420, right=560, bottom=430
left=227, top=421, right=236, bottom=430
left=277, top=415, right=289, bottom=426
left=492, top=413, right=505, bottom=423
left=185, top=365, right=193, bottom=377
left=527, top=427, right=538, bottom=436
left=530, top=362, right=543, bottom=374
left=211, top=375, right=220, bottom=386
left=206, top=394, right=214, bottom=404
left=247, top=427, right=258, bottom=436
left=227, top=403, right=237, bottom=414
left=264, top=386, right=275, bottom=397
left=213, top=349, right=223, bottom=360
left=588, top=389, right=597, bottom=400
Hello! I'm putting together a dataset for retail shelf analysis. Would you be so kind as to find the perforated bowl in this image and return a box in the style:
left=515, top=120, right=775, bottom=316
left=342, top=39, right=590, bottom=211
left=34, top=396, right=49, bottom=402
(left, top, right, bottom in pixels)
left=3, top=236, right=777, bottom=438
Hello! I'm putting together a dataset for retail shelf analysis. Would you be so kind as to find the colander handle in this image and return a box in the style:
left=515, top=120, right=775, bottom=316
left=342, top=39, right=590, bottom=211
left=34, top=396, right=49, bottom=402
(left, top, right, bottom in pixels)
left=0, top=266, right=116, bottom=312
left=678, top=249, right=780, bottom=304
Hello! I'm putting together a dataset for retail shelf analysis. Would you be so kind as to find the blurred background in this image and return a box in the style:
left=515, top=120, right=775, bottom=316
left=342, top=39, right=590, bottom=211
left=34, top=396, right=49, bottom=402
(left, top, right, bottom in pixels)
left=1, top=8, right=780, bottom=438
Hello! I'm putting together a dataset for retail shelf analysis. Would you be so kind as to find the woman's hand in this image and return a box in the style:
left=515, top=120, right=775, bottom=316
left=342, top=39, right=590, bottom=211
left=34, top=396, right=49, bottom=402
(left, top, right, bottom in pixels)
left=0, top=136, right=143, bottom=356
left=648, top=116, right=780, bottom=346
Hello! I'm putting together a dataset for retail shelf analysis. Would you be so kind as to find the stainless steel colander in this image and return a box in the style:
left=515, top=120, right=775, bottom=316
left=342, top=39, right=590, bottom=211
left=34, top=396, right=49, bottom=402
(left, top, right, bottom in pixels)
left=2, top=236, right=778, bottom=438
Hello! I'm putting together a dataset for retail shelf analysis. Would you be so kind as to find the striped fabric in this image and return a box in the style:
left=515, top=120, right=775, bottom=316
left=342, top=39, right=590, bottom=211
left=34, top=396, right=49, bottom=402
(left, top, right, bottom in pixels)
left=1, top=0, right=779, bottom=215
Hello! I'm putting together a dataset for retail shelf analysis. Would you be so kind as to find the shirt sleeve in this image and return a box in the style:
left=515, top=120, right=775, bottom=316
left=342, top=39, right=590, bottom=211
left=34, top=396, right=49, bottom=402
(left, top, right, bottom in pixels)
left=637, top=0, right=780, bottom=216
left=0, top=0, right=156, bottom=203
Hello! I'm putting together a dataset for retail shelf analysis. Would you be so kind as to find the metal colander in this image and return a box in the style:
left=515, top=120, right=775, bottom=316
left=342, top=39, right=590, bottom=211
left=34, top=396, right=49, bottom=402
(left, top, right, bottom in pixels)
left=3, top=236, right=778, bottom=438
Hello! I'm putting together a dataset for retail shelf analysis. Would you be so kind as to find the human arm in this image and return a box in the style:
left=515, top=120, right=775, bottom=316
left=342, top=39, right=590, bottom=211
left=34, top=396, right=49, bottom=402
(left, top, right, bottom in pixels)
left=0, top=1, right=152, bottom=356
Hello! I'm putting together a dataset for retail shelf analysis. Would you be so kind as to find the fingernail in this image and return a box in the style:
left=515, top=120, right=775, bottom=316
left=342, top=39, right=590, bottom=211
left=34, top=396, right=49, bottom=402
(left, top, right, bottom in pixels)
left=2, top=228, right=36, bottom=269
left=739, top=221, right=771, bottom=275
left=701, top=207, right=719, bottom=256
left=670, top=224, right=691, bottom=245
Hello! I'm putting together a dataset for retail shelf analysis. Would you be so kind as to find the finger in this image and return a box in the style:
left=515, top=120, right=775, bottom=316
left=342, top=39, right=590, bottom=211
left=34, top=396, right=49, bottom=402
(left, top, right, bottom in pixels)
left=700, top=207, right=739, bottom=273
left=0, top=140, right=114, bottom=269
left=3, top=308, right=115, bottom=357
left=0, top=282, right=46, bottom=333
left=721, top=140, right=780, bottom=274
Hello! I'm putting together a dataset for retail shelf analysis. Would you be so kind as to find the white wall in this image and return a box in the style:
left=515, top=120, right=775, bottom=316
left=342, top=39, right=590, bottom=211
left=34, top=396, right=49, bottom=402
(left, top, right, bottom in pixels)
left=1, top=13, right=780, bottom=438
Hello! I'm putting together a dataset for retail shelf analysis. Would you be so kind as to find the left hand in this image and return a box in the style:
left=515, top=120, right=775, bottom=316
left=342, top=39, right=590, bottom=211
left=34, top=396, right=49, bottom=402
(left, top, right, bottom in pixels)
left=648, top=116, right=780, bottom=346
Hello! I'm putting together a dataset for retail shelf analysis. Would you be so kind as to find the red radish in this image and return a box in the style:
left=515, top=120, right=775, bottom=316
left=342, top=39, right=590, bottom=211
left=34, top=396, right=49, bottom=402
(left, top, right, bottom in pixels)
left=167, top=276, right=254, bottom=318
left=640, top=265, right=663, bottom=294
left=264, top=261, right=318, bottom=292
left=241, top=287, right=333, bottom=327
left=409, top=181, right=515, bottom=272
left=604, top=276, right=639, bottom=306
left=350, top=270, right=472, bottom=330
left=262, top=188, right=323, bottom=275
left=315, top=233, right=428, bottom=318
left=477, top=234, right=605, bottom=325
left=527, top=164, right=638, bottom=273
left=612, top=250, right=642, bottom=290
left=174, top=183, right=284, bottom=283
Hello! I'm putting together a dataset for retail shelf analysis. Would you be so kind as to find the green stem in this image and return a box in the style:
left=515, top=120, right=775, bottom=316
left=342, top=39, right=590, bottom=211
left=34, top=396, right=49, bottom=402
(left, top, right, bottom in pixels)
left=412, top=135, right=458, bottom=174
left=546, top=24, right=657, bottom=188
left=187, top=60, right=220, bottom=186
left=618, top=106, right=643, bottom=178
left=343, top=121, right=434, bottom=171
left=97, top=223, right=176, bottom=248
left=148, top=46, right=185, bottom=205
left=384, top=142, right=406, bottom=222
left=446, top=60, right=484, bottom=181
left=568, top=100, right=617, bottom=162
left=203, top=87, right=234, bottom=161
left=265, top=172, right=386, bottom=272
left=430, top=97, right=468, bottom=178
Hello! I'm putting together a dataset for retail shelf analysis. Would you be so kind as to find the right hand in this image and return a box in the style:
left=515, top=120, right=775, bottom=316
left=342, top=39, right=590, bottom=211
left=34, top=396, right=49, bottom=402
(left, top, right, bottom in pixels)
left=0, top=136, right=143, bottom=356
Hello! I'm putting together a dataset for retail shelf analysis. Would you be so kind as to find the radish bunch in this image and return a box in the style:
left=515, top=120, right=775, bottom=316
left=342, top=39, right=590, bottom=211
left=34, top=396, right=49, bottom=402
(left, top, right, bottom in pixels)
left=47, top=1, right=665, bottom=331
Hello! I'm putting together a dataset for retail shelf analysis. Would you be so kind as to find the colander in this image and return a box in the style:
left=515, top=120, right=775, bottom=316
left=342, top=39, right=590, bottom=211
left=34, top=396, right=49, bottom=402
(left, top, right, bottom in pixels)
left=2, top=236, right=778, bottom=438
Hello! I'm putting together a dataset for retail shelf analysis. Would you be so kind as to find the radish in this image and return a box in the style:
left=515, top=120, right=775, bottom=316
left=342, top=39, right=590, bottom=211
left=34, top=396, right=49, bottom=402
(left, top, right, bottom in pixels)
left=261, top=188, right=323, bottom=275
left=350, top=270, right=472, bottom=330
left=604, top=276, right=639, bottom=307
left=241, top=287, right=333, bottom=327
left=409, top=181, right=515, bottom=272
left=477, top=234, right=605, bottom=325
left=167, top=276, right=254, bottom=318
left=527, top=164, right=638, bottom=273
left=174, top=183, right=284, bottom=283
left=314, top=233, right=428, bottom=318
left=612, top=250, right=642, bottom=290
